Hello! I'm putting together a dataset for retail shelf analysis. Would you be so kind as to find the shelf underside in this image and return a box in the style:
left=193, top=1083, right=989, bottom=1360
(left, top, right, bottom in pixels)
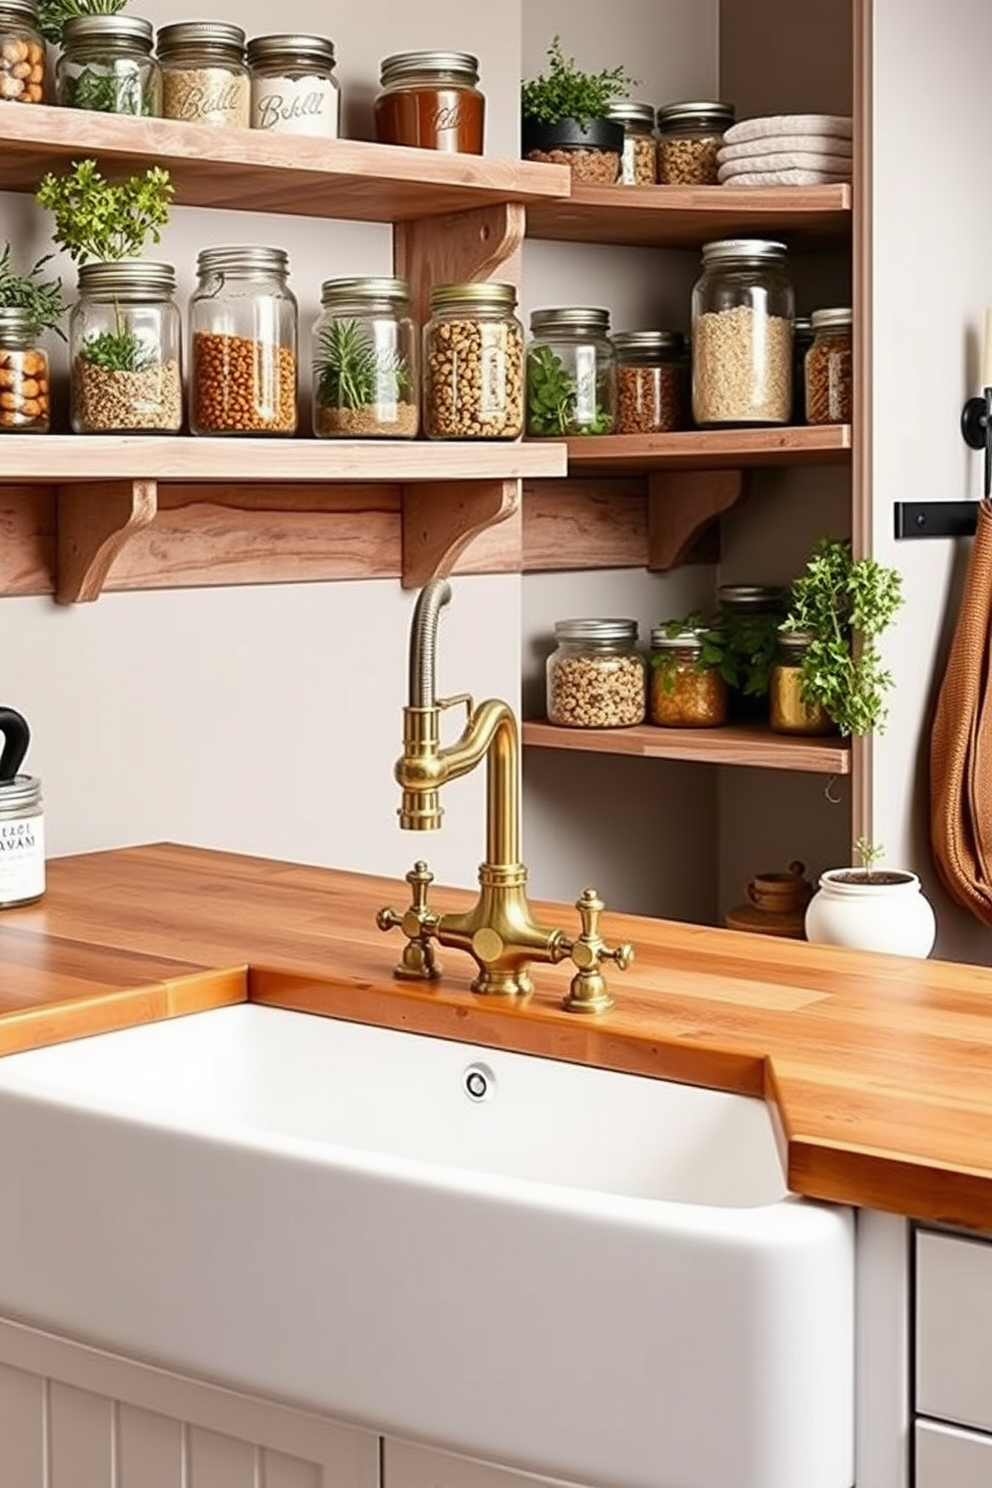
left=562, top=426, right=851, bottom=473
left=522, top=721, right=851, bottom=775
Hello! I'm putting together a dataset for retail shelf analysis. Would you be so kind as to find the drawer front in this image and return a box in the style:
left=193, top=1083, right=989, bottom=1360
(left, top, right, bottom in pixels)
left=916, top=1230, right=992, bottom=1431
left=916, top=1419, right=992, bottom=1488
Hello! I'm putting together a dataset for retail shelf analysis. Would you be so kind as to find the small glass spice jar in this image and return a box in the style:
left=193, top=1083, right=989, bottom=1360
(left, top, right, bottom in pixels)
left=312, top=277, right=418, bottom=439
left=649, top=625, right=728, bottom=728
left=656, top=101, right=735, bottom=185
left=374, top=50, right=484, bottom=154
left=247, top=33, right=339, bottom=137
left=611, top=329, right=687, bottom=434
left=56, top=14, right=161, bottom=115
left=717, top=582, right=786, bottom=719
left=0, top=0, right=44, bottom=104
left=604, top=100, right=657, bottom=185
left=189, top=245, right=297, bottom=436
left=769, top=628, right=834, bottom=735
left=423, top=281, right=523, bottom=440
left=70, top=261, right=182, bottom=434
left=157, top=20, right=249, bottom=127
left=526, top=307, right=616, bottom=436
left=547, top=619, right=645, bottom=729
left=691, top=238, right=794, bottom=426
left=0, top=307, right=49, bottom=432
left=805, top=307, right=853, bottom=425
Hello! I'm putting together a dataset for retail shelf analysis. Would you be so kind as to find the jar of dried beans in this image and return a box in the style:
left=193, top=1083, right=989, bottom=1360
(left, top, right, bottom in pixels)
left=157, top=20, right=249, bottom=127
left=423, top=281, right=523, bottom=440
left=805, top=307, right=853, bottom=425
left=247, top=33, right=339, bottom=137
left=312, top=277, right=418, bottom=439
left=56, top=14, right=161, bottom=115
left=649, top=625, right=728, bottom=728
left=0, top=0, right=44, bottom=104
left=691, top=238, right=794, bottom=426
left=189, top=245, right=297, bottom=436
left=547, top=619, right=645, bottom=729
left=70, top=261, right=182, bottom=434
left=0, top=308, right=49, bottom=432
left=374, top=50, right=484, bottom=154
left=604, top=100, right=657, bottom=184
left=526, top=307, right=616, bottom=436
left=611, top=329, right=687, bottom=434
left=656, top=101, right=735, bottom=185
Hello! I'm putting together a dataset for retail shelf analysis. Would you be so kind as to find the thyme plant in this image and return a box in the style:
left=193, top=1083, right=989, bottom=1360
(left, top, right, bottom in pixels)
left=521, top=36, right=635, bottom=129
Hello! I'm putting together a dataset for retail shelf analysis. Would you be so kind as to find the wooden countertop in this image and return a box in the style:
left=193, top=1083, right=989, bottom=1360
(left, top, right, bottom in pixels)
left=3, top=842, right=991, bottom=1235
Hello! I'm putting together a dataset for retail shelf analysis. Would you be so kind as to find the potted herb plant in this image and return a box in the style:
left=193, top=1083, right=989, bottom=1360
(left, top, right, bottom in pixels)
left=805, top=837, right=936, bottom=958
left=521, top=36, right=635, bottom=183
left=0, top=246, right=66, bottom=433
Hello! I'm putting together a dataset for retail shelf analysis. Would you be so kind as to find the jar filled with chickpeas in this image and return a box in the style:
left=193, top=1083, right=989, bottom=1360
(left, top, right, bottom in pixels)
left=691, top=238, right=794, bottom=426
left=423, top=281, right=523, bottom=440
left=0, top=308, right=49, bottom=432
left=0, top=0, right=45, bottom=104
left=656, top=101, right=735, bottom=185
left=189, top=245, right=298, bottom=436
left=546, top=618, right=645, bottom=729
left=70, top=261, right=182, bottom=433
left=649, top=625, right=728, bottom=728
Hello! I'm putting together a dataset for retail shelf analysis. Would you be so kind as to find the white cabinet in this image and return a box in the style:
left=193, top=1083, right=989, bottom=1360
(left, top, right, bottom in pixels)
left=914, top=1227, right=992, bottom=1486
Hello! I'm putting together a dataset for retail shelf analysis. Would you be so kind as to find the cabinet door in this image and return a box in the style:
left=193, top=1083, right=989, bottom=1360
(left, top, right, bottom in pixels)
left=915, top=1419, right=992, bottom=1488
left=916, top=1230, right=992, bottom=1432
left=383, top=1439, right=584, bottom=1488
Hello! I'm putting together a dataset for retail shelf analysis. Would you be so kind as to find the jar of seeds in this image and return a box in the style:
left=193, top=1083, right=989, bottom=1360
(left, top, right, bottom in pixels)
left=547, top=618, right=645, bottom=728
left=805, top=307, right=853, bottom=425
left=604, top=100, right=657, bottom=185
left=691, top=238, right=794, bottom=426
left=247, top=33, right=339, bottom=137
left=526, top=307, right=616, bottom=436
left=423, top=281, right=523, bottom=440
left=56, top=14, right=161, bottom=115
left=312, top=277, right=418, bottom=439
left=649, top=624, right=728, bottom=728
left=656, top=101, right=735, bottom=185
left=611, top=329, right=687, bottom=434
left=0, top=0, right=44, bottom=104
left=0, top=308, right=49, bottom=432
left=70, top=261, right=181, bottom=433
left=157, top=20, right=249, bottom=127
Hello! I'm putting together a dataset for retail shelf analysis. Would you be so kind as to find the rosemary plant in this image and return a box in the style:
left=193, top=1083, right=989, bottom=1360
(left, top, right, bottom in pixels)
left=314, top=319, right=409, bottom=409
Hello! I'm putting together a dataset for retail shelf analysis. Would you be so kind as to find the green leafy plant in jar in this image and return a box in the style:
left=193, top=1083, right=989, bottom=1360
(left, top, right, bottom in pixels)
left=313, top=318, right=415, bottom=439
left=526, top=343, right=612, bottom=435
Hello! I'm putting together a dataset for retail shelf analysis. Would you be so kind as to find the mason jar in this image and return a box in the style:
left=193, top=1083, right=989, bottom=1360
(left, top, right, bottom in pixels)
left=791, top=314, right=814, bottom=423
left=717, top=582, right=786, bottom=719
left=56, top=14, right=161, bottom=115
left=611, top=329, right=687, bottom=434
left=656, top=100, right=735, bottom=185
left=0, top=772, right=43, bottom=907
left=546, top=618, right=645, bottom=728
left=312, top=277, right=418, bottom=439
left=374, top=50, right=484, bottom=154
left=691, top=238, right=794, bottom=426
left=649, top=625, right=728, bottom=728
left=247, top=33, right=339, bottom=137
left=70, top=261, right=181, bottom=433
left=157, top=20, right=249, bottom=127
left=604, top=100, right=657, bottom=185
left=805, top=307, right=853, bottom=425
left=0, top=0, right=45, bottom=104
left=0, top=307, right=49, bottom=432
left=189, top=245, right=298, bottom=436
left=423, top=281, right=523, bottom=439
left=526, top=307, right=616, bottom=436
left=769, top=628, right=834, bottom=735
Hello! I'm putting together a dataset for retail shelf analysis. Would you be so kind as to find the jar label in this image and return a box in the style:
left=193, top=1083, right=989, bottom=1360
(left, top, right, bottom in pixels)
left=574, top=346, right=597, bottom=426
left=479, top=345, right=507, bottom=418
left=0, top=812, right=44, bottom=905
left=251, top=78, right=340, bottom=136
left=163, top=69, right=250, bottom=125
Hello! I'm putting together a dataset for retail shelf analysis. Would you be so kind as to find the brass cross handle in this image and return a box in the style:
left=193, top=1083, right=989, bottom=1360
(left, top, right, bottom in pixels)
left=559, top=887, right=634, bottom=1014
left=376, top=859, right=442, bottom=980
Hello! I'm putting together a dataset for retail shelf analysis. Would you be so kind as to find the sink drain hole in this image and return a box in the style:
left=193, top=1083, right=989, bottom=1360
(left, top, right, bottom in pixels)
left=463, top=1063, right=495, bottom=1101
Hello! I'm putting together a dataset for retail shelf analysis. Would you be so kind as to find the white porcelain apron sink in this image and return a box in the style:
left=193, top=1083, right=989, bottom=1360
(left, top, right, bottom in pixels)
left=0, top=1005, right=853, bottom=1488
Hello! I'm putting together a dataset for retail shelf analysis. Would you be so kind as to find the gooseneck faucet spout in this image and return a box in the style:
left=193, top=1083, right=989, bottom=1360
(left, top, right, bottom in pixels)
left=408, top=578, right=451, bottom=708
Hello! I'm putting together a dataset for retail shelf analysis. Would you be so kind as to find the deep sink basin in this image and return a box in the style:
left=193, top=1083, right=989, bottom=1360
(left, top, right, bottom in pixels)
left=0, top=1005, right=853, bottom=1488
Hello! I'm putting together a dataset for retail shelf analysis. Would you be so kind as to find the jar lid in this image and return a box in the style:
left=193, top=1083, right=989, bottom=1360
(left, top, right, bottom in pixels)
left=320, top=276, right=410, bottom=306
left=610, top=328, right=685, bottom=358
left=656, top=100, right=735, bottom=131
left=62, top=13, right=153, bottom=43
left=717, top=583, right=784, bottom=609
left=554, top=618, right=639, bottom=643
left=701, top=237, right=787, bottom=265
left=246, top=33, right=336, bottom=66
left=0, top=306, right=41, bottom=336
left=604, top=100, right=656, bottom=127
left=776, top=626, right=816, bottom=661
left=530, top=307, right=611, bottom=334
left=379, top=50, right=479, bottom=86
left=0, top=0, right=39, bottom=20
left=77, top=261, right=177, bottom=296
left=431, top=281, right=516, bottom=309
left=196, top=245, right=290, bottom=277
left=811, top=307, right=853, bottom=330
left=650, top=625, right=705, bottom=652
left=157, top=20, right=246, bottom=54
left=794, top=315, right=814, bottom=337
left=0, top=774, right=41, bottom=810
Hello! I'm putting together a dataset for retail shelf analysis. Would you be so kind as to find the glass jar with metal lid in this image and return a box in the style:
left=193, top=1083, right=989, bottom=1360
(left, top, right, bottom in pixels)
left=656, top=100, right=735, bottom=185
left=374, top=50, right=484, bottom=154
left=423, top=281, right=522, bottom=439
left=189, top=245, right=297, bottom=436
left=717, top=582, right=786, bottom=717
left=791, top=314, right=814, bottom=423
left=691, top=238, right=794, bottom=426
left=805, top=307, right=853, bottom=425
left=649, top=624, right=729, bottom=728
left=0, top=0, right=44, bottom=104
left=526, top=306, right=616, bottom=436
left=157, top=20, right=249, bottom=127
left=247, top=33, right=338, bottom=137
left=769, top=628, right=835, bottom=735
left=604, top=100, right=657, bottom=185
left=547, top=619, right=645, bottom=729
left=611, top=329, right=687, bottom=433
left=70, top=261, right=181, bottom=433
left=56, top=15, right=161, bottom=115
left=312, top=277, right=418, bottom=439
left=0, top=705, right=44, bottom=908
left=0, top=307, right=49, bottom=432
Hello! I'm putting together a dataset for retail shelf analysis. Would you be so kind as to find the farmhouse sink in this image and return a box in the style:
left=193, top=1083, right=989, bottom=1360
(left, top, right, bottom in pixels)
left=0, top=1004, right=854, bottom=1488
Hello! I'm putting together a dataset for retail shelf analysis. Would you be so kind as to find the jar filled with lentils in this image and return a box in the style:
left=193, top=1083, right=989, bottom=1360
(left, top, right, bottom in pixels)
left=649, top=625, right=728, bottom=728
left=526, top=307, right=616, bottom=436
left=691, top=238, right=794, bottom=426
left=247, top=33, right=339, bottom=137
left=70, top=261, right=182, bottom=433
left=423, top=281, right=523, bottom=440
left=805, top=307, right=853, bottom=425
left=656, top=101, right=735, bottom=185
left=547, top=618, right=645, bottom=729
left=604, top=100, right=657, bottom=185
left=189, top=245, right=297, bottom=436
left=56, top=14, right=161, bottom=115
left=0, top=308, right=48, bottom=432
left=611, top=329, right=687, bottom=434
left=0, top=0, right=44, bottom=104
left=157, top=20, right=249, bottom=127
left=312, top=277, right=418, bottom=439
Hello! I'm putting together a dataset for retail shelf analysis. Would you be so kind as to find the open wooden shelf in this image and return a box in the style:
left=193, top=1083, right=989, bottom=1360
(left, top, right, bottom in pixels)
left=522, top=720, right=851, bottom=775
left=560, top=425, right=852, bottom=474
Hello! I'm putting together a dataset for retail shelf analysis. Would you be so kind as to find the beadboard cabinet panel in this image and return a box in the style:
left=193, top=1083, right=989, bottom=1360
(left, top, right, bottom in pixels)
left=0, top=1359, right=44, bottom=1484
left=49, top=1380, right=113, bottom=1488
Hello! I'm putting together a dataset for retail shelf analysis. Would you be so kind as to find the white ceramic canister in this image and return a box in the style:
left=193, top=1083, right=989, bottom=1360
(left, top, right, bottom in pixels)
left=247, top=33, right=339, bottom=137
left=805, top=868, right=936, bottom=959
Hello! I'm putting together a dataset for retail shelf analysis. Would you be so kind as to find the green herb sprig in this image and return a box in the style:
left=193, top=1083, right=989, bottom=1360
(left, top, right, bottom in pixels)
left=650, top=613, right=726, bottom=694
left=36, top=0, right=126, bottom=46
left=525, top=344, right=612, bottom=435
left=78, top=329, right=152, bottom=371
left=0, top=246, right=67, bottom=338
left=64, top=66, right=154, bottom=116
left=719, top=602, right=784, bottom=698
left=314, top=320, right=410, bottom=410
left=521, top=36, right=636, bottom=130
left=35, top=160, right=174, bottom=265
left=853, top=836, right=885, bottom=880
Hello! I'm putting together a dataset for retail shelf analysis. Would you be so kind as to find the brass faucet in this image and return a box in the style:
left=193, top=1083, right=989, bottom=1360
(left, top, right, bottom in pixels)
left=377, top=579, right=633, bottom=1012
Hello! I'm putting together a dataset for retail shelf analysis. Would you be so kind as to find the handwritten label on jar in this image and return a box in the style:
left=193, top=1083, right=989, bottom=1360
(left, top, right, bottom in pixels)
left=162, top=69, right=250, bottom=126
left=251, top=76, right=339, bottom=136
left=0, top=812, right=44, bottom=907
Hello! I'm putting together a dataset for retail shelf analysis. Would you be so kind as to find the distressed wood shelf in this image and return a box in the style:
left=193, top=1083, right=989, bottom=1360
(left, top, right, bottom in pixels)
left=559, top=425, right=852, bottom=474
left=522, top=721, right=851, bottom=776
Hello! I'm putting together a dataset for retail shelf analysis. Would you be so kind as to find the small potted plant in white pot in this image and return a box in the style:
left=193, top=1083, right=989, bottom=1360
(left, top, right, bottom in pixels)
left=805, top=837, right=937, bottom=958
left=521, top=36, right=635, bottom=184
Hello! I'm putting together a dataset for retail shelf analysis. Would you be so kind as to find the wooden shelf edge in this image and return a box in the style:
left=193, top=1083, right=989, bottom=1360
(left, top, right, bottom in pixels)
left=522, top=720, right=851, bottom=776
left=560, top=425, right=852, bottom=474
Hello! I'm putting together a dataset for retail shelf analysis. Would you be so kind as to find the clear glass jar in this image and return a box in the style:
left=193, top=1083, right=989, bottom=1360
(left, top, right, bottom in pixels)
left=0, top=772, right=44, bottom=907
left=805, top=307, right=853, bottom=425
left=604, top=100, right=657, bottom=185
left=611, top=329, right=687, bottom=433
left=649, top=626, right=728, bottom=728
left=526, top=307, right=616, bottom=436
left=791, top=315, right=814, bottom=423
left=0, top=307, right=49, bottom=432
left=312, top=277, right=418, bottom=439
left=717, top=583, right=786, bottom=718
left=423, top=281, right=523, bottom=440
left=691, top=238, right=794, bottom=426
left=656, top=100, right=735, bottom=185
left=247, top=33, right=339, bottom=137
left=70, top=261, right=181, bottom=433
left=190, top=246, right=297, bottom=436
left=547, top=618, right=645, bottom=728
left=0, top=0, right=44, bottom=104
left=769, top=629, right=834, bottom=735
left=56, top=14, right=160, bottom=115
left=157, top=20, right=249, bottom=127
left=374, top=50, right=484, bottom=154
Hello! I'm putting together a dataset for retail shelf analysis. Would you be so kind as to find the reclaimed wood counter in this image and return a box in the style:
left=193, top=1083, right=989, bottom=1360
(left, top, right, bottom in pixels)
left=2, top=842, right=991, bottom=1234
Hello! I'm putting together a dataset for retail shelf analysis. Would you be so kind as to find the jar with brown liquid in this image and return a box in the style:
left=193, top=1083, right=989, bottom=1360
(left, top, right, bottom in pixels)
left=374, top=50, right=484, bottom=154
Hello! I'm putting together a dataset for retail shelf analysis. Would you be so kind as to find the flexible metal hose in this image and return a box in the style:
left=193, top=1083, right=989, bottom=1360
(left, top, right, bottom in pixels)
left=408, top=579, right=452, bottom=707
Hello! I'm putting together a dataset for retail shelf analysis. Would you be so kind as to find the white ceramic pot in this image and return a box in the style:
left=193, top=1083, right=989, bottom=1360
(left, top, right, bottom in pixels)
left=805, top=868, right=936, bottom=958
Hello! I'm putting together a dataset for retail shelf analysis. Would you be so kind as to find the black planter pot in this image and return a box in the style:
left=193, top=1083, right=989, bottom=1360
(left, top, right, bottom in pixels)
left=521, top=116, right=625, bottom=182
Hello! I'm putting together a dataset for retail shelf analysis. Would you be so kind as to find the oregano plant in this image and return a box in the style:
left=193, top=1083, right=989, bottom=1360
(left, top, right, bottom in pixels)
left=35, top=160, right=174, bottom=265
left=521, top=36, right=636, bottom=128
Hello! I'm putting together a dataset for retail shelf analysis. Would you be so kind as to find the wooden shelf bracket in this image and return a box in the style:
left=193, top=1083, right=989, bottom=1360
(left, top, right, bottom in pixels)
left=56, top=479, right=159, bottom=604
left=647, top=469, right=745, bottom=569
left=401, top=479, right=520, bottom=590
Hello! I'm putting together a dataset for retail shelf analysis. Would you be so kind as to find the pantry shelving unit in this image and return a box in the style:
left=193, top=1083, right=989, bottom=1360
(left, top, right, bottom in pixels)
left=521, top=721, right=851, bottom=777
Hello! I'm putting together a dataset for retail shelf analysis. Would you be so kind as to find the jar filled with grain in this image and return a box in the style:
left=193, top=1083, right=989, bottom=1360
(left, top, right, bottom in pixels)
left=649, top=625, right=728, bottom=728
left=526, top=307, right=616, bottom=436
left=374, top=50, right=484, bottom=154
left=157, top=20, right=249, bottom=127
left=691, top=238, right=794, bottom=426
left=423, top=281, right=523, bottom=440
left=656, top=101, right=735, bottom=185
left=189, top=245, right=297, bottom=436
left=0, top=308, right=49, bottom=432
left=547, top=619, right=645, bottom=729
left=247, top=33, right=339, bottom=137
left=56, top=15, right=161, bottom=115
left=805, top=307, right=853, bottom=425
left=0, top=0, right=44, bottom=104
left=312, top=277, right=418, bottom=439
left=70, top=261, right=181, bottom=433
left=604, top=100, right=657, bottom=185
left=611, top=329, right=687, bottom=434
left=769, top=628, right=834, bottom=735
